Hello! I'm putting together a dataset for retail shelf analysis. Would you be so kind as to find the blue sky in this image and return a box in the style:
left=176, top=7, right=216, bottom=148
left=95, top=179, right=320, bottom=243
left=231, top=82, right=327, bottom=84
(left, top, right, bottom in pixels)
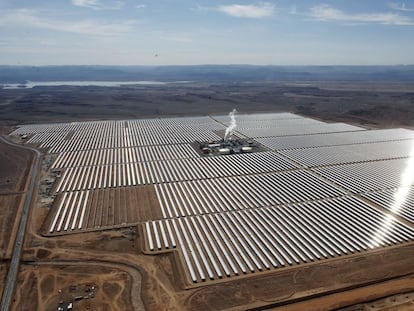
left=1, top=0, right=414, bottom=65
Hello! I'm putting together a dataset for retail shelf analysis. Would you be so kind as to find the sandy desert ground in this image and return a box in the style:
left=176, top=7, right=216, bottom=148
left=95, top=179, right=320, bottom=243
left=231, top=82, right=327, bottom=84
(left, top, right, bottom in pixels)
left=0, top=82, right=413, bottom=128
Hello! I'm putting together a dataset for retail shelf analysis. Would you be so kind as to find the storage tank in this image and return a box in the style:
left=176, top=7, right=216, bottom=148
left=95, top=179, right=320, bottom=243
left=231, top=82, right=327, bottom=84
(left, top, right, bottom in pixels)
left=201, top=147, right=210, bottom=154
left=208, top=143, right=221, bottom=148
left=219, top=148, right=231, bottom=155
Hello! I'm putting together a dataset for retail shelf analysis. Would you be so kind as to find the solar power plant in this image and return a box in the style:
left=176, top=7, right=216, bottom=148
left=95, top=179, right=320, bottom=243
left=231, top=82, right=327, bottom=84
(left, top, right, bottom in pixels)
left=10, top=113, right=414, bottom=286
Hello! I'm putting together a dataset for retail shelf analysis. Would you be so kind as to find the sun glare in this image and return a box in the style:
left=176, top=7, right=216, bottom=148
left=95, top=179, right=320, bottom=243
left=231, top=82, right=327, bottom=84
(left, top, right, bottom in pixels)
left=368, top=141, right=414, bottom=249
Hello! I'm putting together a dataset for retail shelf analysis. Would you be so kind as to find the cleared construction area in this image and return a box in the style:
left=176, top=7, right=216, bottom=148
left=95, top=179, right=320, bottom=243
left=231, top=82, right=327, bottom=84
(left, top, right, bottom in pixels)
left=9, top=112, right=414, bottom=287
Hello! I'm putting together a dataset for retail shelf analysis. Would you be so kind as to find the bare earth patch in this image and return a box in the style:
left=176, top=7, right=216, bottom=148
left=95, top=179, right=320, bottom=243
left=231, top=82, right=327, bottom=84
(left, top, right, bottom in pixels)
left=13, top=264, right=134, bottom=311
left=0, top=263, right=8, bottom=301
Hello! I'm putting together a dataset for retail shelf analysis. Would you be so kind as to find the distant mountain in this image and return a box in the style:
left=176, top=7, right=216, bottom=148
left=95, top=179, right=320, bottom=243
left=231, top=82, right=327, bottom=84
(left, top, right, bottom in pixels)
left=1, top=65, right=414, bottom=84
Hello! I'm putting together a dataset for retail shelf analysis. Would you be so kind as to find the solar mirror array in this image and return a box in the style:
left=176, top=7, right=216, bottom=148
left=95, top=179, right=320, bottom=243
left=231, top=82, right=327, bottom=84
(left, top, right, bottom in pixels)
left=10, top=112, right=414, bottom=285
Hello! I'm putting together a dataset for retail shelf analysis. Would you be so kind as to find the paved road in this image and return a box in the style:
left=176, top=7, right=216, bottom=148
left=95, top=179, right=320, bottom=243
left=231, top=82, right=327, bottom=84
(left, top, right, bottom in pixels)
left=0, top=137, right=41, bottom=311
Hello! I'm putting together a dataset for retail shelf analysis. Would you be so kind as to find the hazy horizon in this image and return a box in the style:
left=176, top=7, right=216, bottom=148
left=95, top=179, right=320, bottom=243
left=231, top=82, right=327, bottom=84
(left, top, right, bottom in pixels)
left=1, top=64, right=414, bottom=67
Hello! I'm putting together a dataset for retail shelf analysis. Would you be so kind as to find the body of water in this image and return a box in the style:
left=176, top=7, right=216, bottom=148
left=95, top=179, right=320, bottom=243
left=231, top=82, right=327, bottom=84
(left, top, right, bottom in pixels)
left=0, top=80, right=190, bottom=89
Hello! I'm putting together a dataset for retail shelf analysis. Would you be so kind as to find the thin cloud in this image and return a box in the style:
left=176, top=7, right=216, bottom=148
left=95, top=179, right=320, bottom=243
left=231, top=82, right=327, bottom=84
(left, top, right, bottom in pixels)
left=136, top=4, right=146, bottom=9
left=310, top=4, right=414, bottom=25
left=218, top=2, right=275, bottom=18
left=71, top=0, right=124, bottom=10
left=160, top=35, right=192, bottom=43
left=388, top=2, right=414, bottom=11
left=72, top=0, right=100, bottom=9
left=0, top=9, right=136, bottom=36
left=191, top=5, right=212, bottom=13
